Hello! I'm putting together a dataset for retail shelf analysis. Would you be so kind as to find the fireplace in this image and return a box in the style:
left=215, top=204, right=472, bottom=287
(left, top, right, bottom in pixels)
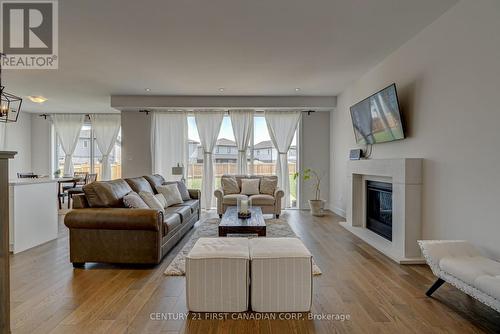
left=342, top=159, right=423, bottom=263
left=366, top=181, right=392, bottom=241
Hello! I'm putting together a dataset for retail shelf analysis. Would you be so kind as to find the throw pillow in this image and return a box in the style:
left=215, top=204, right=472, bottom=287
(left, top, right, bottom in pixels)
left=163, top=181, right=191, bottom=201
left=139, top=191, right=165, bottom=212
left=156, top=184, right=184, bottom=206
left=221, top=176, right=240, bottom=195
left=123, top=191, right=149, bottom=209
left=260, top=177, right=277, bottom=196
left=240, top=178, right=260, bottom=195
left=155, top=193, right=168, bottom=208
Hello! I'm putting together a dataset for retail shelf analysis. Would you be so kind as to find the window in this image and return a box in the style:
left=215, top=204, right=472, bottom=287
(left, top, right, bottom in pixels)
left=187, top=116, right=237, bottom=190
left=186, top=114, right=298, bottom=207
left=250, top=116, right=298, bottom=207
left=55, top=122, right=122, bottom=180
left=94, top=128, right=122, bottom=180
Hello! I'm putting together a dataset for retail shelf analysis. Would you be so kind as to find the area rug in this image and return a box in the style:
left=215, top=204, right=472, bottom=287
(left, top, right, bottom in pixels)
left=164, top=217, right=322, bottom=276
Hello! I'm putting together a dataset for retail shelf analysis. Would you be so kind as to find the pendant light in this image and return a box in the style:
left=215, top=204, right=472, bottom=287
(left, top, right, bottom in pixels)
left=0, top=53, right=23, bottom=123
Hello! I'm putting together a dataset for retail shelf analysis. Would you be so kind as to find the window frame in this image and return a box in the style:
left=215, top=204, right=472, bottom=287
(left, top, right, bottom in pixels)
left=185, top=112, right=300, bottom=208
left=54, top=120, right=121, bottom=180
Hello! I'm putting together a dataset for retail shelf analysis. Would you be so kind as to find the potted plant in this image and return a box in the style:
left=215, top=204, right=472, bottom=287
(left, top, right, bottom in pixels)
left=293, top=168, right=325, bottom=216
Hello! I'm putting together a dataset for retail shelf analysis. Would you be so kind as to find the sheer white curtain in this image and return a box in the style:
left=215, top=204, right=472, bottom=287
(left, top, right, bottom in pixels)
left=265, top=110, right=301, bottom=208
left=229, top=110, right=253, bottom=175
left=52, top=114, right=85, bottom=176
left=151, top=111, right=188, bottom=180
left=90, top=114, right=121, bottom=180
left=195, top=110, right=224, bottom=209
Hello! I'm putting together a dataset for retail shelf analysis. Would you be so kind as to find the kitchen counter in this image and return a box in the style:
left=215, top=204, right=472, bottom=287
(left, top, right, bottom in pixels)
left=9, top=177, right=73, bottom=186
left=9, top=178, right=59, bottom=253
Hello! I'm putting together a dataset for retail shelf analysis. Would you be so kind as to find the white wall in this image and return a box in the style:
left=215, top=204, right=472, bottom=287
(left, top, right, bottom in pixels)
left=299, top=111, right=330, bottom=209
left=121, top=111, right=152, bottom=178
left=30, top=115, right=52, bottom=176
left=0, top=113, right=53, bottom=179
left=330, top=0, right=500, bottom=257
left=4, top=112, right=32, bottom=179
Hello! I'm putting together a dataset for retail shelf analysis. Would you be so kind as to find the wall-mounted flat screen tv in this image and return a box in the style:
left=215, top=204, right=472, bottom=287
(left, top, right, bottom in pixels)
left=350, top=83, right=405, bottom=144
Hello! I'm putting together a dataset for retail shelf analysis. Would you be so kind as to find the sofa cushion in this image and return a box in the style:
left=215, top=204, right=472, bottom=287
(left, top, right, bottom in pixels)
left=249, top=194, right=275, bottom=206
left=440, top=256, right=500, bottom=285
left=223, top=194, right=248, bottom=205
left=241, top=178, right=260, bottom=195
left=125, top=177, right=155, bottom=193
left=163, top=213, right=182, bottom=236
left=157, top=184, right=184, bottom=206
left=164, top=181, right=191, bottom=201
left=260, top=176, right=277, bottom=196
left=221, top=176, right=240, bottom=195
left=123, top=191, right=149, bottom=209
left=174, top=199, right=200, bottom=214
left=165, top=206, right=192, bottom=223
left=232, top=175, right=261, bottom=188
left=144, top=174, right=166, bottom=193
left=139, top=191, right=165, bottom=212
left=155, top=193, right=168, bottom=208
left=83, top=179, right=132, bottom=208
left=474, top=275, right=500, bottom=300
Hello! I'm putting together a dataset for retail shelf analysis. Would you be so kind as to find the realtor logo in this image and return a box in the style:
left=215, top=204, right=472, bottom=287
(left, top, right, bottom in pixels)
left=0, top=0, right=58, bottom=69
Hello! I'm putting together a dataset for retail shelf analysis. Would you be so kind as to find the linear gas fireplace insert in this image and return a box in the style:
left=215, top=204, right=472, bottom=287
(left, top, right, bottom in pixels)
left=366, top=180, right=392, bottom=241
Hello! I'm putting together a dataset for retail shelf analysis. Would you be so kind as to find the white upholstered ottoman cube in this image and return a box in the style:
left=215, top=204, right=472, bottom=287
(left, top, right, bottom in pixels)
left=186, top=237, right=250, bottom=312
left=249, top=237, right=312, bottom=312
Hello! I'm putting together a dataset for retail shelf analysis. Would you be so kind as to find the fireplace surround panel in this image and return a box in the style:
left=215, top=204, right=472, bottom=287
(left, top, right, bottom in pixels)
left=341, top=158, right=423, bottom=264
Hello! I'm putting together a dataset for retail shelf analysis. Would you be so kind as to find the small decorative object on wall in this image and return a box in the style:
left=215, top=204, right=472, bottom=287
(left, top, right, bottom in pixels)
left=171, top=163, right=185, bottom=183
left=294, top=168, right=325, bottom=216
left=349, top=148, right=363, bottom=160
left=0, top=53, right=22, bottom=123
left=237, top=197, right=252, bottom=219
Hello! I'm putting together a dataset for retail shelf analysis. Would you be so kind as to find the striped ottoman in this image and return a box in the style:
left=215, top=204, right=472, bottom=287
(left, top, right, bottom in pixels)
left=186, top=237, right=250, bottom=312
left=249, top=238, right=313, bottom=312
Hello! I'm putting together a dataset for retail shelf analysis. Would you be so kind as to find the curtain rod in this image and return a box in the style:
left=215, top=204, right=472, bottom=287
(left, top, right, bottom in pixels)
left=39, top=113, right=120, bottom=119
left=138, top=109, right=316, bottom=115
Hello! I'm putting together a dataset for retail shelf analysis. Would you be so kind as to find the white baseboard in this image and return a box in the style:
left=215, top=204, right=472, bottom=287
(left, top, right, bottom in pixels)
left=330, top=205, right=346, bottom=218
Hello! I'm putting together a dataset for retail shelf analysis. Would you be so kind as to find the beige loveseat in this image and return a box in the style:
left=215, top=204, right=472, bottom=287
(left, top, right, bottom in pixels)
left=214, top=175, right=284, bottom=218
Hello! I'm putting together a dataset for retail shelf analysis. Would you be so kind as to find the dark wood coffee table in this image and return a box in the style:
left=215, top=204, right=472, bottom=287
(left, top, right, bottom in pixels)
left=218, top=207, right=266, bottom=237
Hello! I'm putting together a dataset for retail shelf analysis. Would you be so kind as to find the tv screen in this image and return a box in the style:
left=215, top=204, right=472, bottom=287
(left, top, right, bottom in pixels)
left=350, top=84, right=405, bottom=144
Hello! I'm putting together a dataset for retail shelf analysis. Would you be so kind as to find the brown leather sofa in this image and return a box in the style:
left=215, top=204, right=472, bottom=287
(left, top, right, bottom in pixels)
left=64, top=174, right=200, bottom=267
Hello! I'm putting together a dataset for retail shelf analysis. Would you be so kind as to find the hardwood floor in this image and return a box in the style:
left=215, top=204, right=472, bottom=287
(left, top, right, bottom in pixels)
left=9, top=210, right=500, bottom=333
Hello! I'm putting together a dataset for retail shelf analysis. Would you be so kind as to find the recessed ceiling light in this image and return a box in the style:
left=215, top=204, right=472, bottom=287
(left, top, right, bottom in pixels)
left=295, top=88, right=301, bottom=92
left=219, top=88, right=225, bottom=92
left=28, top=96, right=48, bottom=103
left=145, top=88, right=151, bottom=92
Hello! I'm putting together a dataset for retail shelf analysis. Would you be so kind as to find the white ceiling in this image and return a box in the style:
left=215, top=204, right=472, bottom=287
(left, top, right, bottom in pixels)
left=3, top=0, right=457, bottom=113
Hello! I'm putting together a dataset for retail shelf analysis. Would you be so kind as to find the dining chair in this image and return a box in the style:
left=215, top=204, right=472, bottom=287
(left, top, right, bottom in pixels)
left=58, top=172, right=88, bottom=209
left=67, top=173, right=98, bottom=209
